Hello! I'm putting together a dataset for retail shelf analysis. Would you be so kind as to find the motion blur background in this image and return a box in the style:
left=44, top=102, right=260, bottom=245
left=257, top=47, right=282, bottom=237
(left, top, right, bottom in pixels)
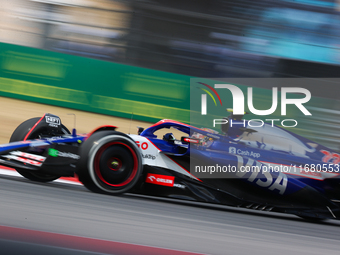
left=3, top=0, right=340, bottom=77
left=1, top=0, right=340, bottom=150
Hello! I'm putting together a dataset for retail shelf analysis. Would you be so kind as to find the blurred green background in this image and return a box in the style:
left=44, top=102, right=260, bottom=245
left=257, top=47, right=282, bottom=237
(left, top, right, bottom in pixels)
left=1, top=0, right=340, bottom=151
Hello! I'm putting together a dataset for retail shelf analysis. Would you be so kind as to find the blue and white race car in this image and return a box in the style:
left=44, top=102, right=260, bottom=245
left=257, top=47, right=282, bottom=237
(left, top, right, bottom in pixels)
left=1, top=112, right=340, bottom=220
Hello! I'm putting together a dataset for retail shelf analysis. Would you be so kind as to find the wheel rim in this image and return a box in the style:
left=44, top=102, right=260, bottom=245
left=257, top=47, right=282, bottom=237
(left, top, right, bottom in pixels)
left=93, top=142, right=138, bottom=187
left=108, top=157, right=122, bottom=171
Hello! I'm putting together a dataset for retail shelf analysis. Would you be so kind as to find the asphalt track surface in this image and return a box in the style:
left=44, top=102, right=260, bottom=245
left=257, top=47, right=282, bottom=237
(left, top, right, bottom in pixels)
left=0, top=170, right=340, bottom=255
left=1, top=97, right=339, bottom=254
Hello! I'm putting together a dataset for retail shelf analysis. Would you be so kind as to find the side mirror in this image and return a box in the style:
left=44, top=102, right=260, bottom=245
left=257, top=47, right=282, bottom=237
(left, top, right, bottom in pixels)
left=137, top=127, right=144, bottom=135
left=181, top=137, right=200, bottom=144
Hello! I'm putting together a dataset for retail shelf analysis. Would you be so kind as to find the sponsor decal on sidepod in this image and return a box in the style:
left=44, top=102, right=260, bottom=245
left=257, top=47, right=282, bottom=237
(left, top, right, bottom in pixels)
left=145, top=173, right=174, bottom=187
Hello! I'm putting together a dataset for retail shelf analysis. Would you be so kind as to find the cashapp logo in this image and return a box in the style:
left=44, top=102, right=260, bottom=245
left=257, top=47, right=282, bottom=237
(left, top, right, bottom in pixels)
left=229, top=147, right=236, bottom=154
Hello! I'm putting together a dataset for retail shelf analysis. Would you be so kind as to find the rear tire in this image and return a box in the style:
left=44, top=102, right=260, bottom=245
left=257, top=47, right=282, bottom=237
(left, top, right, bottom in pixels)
left=10, top=117, right=70, bottom=182
left=77, top=131, right=142, bottom=194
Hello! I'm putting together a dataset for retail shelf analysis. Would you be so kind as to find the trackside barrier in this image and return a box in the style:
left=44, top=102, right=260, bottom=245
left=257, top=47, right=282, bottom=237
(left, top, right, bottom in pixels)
left=0, top=42, right=190, bottom=123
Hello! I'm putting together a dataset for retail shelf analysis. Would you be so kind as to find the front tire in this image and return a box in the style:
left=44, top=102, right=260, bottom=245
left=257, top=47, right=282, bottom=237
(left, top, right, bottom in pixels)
left=77, top=131, right=142, bottom=194
left=10, top=117, right=70, bottom=182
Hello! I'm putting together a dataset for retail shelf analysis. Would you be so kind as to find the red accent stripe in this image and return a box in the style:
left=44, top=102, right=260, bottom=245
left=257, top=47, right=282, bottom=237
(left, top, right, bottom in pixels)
left=23, top=115, right=45, bottom=141
left=144, top=137, right=161, bottom=150
left=0, top=167, right=81, bottom=183
left=148, top=119, right=192, bottom=129
left=59, top=175, right=81, bottom=184
left=198, top=82, right=223, bottom=106
left=183, top=138, right=199, bottom=144
left=281, top=171, right=324, bottom=181
left=0, top=225, right=203, bottom=255
left=258, top=161, right=340, bottom=181
left=148, top=120, right=209, bottom=134
left=84, top=125, right=118, bottom=141
left=259, top=160, right=340, bottom=174
left=0, top=166, right=15, bottom=170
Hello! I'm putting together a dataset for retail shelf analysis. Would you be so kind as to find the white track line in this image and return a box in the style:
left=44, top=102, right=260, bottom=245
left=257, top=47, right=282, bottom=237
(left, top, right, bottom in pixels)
left=0, top=168, right=82, bottom=185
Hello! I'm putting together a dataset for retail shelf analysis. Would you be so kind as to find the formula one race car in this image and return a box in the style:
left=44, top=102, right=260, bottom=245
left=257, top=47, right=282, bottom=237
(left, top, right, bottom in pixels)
left=1, top=113, right=340, bottom=221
